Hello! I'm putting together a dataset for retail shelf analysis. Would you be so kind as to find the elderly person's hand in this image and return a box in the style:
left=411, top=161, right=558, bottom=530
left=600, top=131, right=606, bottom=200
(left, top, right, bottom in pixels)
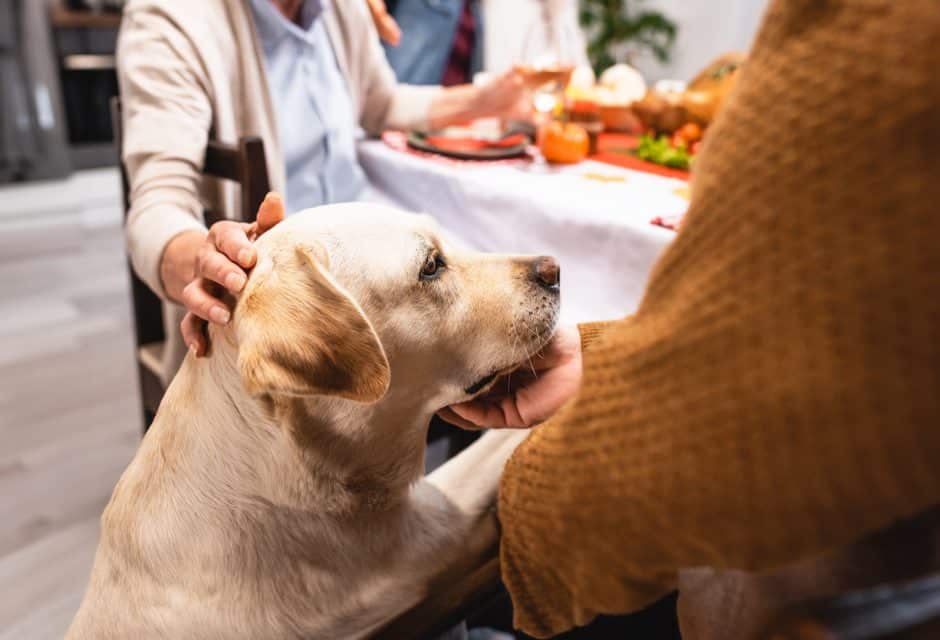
left=438, top=324, right=582, bottom=429
left=366, top=0, right=401, bottom=46
left=476, top=69, right=534, bottom=121
left=428, top=69, right=534, bottom=127
left=160, top=192, right=285, bottom=357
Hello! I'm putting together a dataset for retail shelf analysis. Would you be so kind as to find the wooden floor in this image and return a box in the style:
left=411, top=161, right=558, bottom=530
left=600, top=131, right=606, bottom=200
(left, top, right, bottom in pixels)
left=0, top=168, right=141, bottom=639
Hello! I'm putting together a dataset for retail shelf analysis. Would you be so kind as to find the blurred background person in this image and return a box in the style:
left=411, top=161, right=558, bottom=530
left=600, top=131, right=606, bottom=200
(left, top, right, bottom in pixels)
left=376, top=0, right=588, bottom=86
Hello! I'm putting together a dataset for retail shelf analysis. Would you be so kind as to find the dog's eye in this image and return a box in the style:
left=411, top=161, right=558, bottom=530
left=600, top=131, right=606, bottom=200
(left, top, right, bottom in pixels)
left=420, top=252, right=445, bottom=281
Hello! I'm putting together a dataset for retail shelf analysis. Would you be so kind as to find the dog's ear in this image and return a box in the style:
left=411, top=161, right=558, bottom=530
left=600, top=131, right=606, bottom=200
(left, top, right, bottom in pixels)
left=236, top=243, right=390, bottom=402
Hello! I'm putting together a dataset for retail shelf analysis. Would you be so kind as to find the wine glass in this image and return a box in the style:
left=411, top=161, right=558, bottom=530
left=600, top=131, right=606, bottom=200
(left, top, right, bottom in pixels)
left=514, top=3, right=580, bottom=169
left=515, top=3, right=580, bottom=122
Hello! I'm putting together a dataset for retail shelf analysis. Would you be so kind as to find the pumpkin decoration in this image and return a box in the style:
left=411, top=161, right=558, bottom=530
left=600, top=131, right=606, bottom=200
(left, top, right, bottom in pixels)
left=540, top=122, right=590, bottom=164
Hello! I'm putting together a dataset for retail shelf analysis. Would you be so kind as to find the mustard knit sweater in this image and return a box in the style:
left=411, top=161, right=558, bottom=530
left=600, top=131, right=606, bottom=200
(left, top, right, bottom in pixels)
left=497, top=0, right=940, bottom=636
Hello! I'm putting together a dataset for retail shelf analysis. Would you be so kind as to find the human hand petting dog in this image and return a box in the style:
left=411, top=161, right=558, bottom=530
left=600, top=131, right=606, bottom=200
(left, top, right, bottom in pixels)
left=439, top=325, right=583, bottom=429
left=159, top=192, right=285, bottom=357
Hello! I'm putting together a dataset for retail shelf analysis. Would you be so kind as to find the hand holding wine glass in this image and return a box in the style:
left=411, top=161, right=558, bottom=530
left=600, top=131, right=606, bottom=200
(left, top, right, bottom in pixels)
left=514, top=5, right=580, bottom=117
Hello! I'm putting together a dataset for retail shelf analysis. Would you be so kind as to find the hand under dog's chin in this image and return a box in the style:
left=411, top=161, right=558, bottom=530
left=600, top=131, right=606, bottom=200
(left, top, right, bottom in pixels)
left=460, top=321, right=559, bottom=400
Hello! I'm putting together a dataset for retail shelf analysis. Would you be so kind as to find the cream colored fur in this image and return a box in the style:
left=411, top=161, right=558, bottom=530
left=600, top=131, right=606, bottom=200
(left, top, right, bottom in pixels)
left=68, top=204, right=560, bottom=639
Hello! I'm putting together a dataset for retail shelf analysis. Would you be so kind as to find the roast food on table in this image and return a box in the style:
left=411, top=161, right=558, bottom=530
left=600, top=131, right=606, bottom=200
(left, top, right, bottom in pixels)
left=567, top=63, right=647, bottom=133
left=632, top=52, right=745, bottom=134
left=562, top=53, right=744, bottom=170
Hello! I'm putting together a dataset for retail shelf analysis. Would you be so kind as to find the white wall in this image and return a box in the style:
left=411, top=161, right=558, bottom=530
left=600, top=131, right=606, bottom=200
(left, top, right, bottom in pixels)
left=629, top=0, right=772, bottom=82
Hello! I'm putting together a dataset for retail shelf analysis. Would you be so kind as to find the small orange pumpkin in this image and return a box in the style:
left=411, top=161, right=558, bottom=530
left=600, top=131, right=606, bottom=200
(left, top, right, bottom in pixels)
left=540, top=122, right=589, bottom=164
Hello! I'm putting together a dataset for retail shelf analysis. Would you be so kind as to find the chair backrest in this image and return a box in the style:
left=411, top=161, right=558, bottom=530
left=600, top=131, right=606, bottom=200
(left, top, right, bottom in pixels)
left=201, top=133, right=271, bottom=227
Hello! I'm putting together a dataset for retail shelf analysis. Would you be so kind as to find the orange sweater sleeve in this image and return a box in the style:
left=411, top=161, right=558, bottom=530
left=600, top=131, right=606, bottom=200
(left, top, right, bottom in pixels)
left=497, top=1, right=940, bottom=637
left=578, top=320, right=617, bottom=350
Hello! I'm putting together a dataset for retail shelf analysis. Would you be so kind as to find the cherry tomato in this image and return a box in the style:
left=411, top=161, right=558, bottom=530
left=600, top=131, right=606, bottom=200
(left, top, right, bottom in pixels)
left=677, top=122, right=703, bottom=144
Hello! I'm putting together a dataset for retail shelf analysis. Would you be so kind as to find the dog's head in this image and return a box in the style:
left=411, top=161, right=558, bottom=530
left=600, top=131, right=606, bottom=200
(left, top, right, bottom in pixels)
left=233, top=203, right=560, bottom=410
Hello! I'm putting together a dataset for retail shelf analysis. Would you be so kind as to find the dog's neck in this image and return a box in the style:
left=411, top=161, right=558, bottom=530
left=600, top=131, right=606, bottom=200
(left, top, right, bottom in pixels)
left=174, top=331, right=431, bottom=515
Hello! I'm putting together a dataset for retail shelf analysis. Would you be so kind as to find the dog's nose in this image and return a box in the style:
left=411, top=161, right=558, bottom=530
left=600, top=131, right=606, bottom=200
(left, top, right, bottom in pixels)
left=532, top=255, right=560, bottom=289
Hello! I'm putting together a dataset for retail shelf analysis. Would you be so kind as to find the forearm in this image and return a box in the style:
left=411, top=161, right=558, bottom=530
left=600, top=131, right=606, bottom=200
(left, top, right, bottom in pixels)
left=425, top=71, right=527, bottom=129
left=426, top=84, right=484, bottom=129
left=118, top=8, right=213, bottom=299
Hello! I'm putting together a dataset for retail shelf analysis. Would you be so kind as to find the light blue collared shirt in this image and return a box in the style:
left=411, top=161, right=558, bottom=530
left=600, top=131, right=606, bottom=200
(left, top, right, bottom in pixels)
left=249, top=0, right=367, bottom=212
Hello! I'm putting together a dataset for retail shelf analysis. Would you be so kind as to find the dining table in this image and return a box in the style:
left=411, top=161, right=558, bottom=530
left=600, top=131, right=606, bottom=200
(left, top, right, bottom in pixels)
left=358, top=132, right=690, bottom=325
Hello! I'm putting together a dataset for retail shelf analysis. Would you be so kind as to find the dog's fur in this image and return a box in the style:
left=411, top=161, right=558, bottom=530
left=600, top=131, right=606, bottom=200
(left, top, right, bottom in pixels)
left=68, top=204, right=560, bottom=639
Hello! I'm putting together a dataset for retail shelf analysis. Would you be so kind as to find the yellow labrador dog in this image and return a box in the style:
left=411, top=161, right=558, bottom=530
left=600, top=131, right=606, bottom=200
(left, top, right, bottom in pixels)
left=68, top=204, right=560, bottom=639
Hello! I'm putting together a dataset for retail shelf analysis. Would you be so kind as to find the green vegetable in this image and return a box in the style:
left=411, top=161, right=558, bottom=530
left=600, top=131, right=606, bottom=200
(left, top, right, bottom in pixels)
left=635, top=134, right=692, bottom=169
left=710, top=62, right=740, bottom=80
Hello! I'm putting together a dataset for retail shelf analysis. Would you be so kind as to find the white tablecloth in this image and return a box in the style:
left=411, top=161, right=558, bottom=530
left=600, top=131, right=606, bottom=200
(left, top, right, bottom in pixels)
left=358, top=140, right=687, bottom=324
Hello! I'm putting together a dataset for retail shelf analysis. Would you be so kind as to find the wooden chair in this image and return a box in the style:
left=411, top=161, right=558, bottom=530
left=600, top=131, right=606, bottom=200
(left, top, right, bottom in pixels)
left=765, top=574, right=940, bottom=640
left=110, top=96, right=270, bottom=431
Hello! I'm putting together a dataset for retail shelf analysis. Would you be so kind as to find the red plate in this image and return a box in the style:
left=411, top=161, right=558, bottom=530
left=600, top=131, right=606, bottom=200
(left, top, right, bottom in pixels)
left=407, top=131, right=530, bottom=160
